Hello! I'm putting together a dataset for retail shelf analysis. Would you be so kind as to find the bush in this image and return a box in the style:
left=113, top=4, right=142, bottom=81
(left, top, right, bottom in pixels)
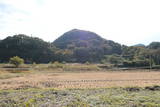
left=62, top=61, right=66, bottom=64
left=103, top=54, right=123, bottom=66
left=122, top=59, right=150, bottom=67
left=85, top=61, right=90, bottom=65
left=9, top=56, right=24, bottom=67
left=63, top=64, right=100, bottom=71
left=53, top=61, right=63, bottom=68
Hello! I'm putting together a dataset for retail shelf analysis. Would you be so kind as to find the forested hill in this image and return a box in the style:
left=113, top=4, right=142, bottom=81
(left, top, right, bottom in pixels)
left=53, top=29, right=121, bottom=53
left=0, top=29, right=160, bottom=67
left=133, top=44, right=145, bottom=47
left=53, top=29, right=122, bottom=62
left=0, top=35, right=56, bottom=63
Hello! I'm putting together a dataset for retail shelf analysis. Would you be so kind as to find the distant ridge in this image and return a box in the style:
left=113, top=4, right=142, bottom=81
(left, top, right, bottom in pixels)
left=133, top=44, right=145, bottom=47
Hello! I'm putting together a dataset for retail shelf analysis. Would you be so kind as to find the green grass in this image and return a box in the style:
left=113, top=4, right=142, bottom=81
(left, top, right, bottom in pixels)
left=1, top=87, right=160, bottom=107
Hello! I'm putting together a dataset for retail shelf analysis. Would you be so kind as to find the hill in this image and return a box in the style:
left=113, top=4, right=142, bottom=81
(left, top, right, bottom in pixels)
left=53, top=29, right=104, bottom=48
left=133, top=44, right=145, bottom=47
left=0, top=34, right=56, bottom=63
left=148, top=42, right=160, bottom=49
left=53, top=29, right=122, bottom=62
left=53, top=29, right=122, bottom=52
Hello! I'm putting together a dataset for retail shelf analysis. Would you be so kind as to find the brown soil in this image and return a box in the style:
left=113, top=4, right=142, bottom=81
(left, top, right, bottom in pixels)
left=1, top=71, right=160, bottom=89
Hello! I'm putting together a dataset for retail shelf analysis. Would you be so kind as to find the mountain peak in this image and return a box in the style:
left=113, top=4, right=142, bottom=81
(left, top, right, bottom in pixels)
left=53, top=29, right=122, bottom=56
left=66, top=29, right=101, bottom=39
left=53, top=29, right=104, bottom=49
left=133, top=44, right=145, bottom=47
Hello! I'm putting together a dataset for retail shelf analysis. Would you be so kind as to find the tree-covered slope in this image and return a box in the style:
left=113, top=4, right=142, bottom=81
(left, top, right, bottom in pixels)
left=53, top=29, right=104, bottom=49
left=53, top=29, right=122, bottom=62
left=148, top=42, right=160, bottom=49
left=0, top=34, right=56, bottom=63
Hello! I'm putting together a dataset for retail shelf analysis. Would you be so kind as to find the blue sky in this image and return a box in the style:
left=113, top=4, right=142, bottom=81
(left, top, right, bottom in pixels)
left=0, top=0, right=160, bottom=46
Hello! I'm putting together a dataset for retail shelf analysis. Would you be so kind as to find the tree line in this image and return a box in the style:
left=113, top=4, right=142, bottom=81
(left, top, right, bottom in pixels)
left=0, top=33, right=160, bottom=68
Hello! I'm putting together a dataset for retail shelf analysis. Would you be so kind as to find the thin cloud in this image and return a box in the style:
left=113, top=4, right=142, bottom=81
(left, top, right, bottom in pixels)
left=0, top=0, right=160, bottom=45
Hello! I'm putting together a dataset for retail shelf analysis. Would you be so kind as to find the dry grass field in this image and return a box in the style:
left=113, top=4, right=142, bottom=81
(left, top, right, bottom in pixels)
left=1, top=70, right=160, bottom=89
left=1, top=64, right=160, bottom=106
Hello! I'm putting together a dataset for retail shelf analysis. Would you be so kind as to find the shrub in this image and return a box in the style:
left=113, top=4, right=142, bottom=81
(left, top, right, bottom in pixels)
left=9, top=56, right=24, bottom=67
left=85, top=61, right=90, bottom=65
left=63, top=64, right=100, bottom=71
left=62, top=61, right=66, bottom=64
left=53, top=61, right=63, bottom=68
left=32, top=62, right=37, bottom=67
left=103, top=54, right=123, bottom=66
left=122, top=59, right=150, bottom=67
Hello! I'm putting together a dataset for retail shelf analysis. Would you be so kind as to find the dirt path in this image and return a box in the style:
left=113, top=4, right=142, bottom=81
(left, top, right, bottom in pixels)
left=1, top=71, right=160, bottom=89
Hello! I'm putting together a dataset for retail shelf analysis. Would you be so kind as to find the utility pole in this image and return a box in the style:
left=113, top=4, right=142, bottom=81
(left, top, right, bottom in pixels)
left=149, top=54, right=152, bottom=71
